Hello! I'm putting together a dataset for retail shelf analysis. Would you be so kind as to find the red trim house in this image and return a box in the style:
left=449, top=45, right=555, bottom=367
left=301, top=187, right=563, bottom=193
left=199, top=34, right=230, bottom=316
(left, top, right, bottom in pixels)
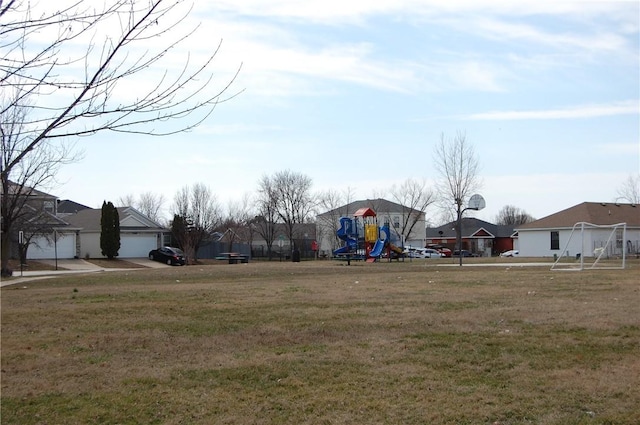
left=425, top=218, right=516, bottom=257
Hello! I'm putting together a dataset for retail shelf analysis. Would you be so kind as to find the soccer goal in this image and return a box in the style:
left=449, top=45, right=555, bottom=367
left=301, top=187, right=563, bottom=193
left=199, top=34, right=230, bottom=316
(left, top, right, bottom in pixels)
left=551, top=222, right=627, bottom=271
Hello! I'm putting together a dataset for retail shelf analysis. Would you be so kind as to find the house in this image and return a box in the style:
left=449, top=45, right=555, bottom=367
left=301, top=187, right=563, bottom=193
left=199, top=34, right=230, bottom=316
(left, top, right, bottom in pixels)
left=1, top=183, right=81, bottom=260
left=516, top=202, right=640, bottom=258
left=24, top=217, right=80, bottom=260
left=28, top=205, right=170, bottom=260
left=2, top=182, right=170, bottom=260
left=316, top=198, right=427, bottom=257
left=63, top=207, right=169, bottom=259
left=425, top=218, right=516, bottom=257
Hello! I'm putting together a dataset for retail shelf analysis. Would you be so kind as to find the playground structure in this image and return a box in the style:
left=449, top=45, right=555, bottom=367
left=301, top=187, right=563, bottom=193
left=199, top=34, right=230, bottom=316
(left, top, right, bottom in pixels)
left=333, top=207, right=404, bottom=262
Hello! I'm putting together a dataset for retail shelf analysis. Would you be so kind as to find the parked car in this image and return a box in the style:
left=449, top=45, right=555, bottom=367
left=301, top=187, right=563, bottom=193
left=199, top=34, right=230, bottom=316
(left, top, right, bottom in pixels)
left=149, top=246, right=186, bottom=266
left=427, top=244, right=452, bottom=257
left=453, top=249, right=477, bottom=257
left=404, top=247, right=444, bottom=258
left=500, top=250, right=519, bottom=257
left=423, top=248, right=445, bottom=258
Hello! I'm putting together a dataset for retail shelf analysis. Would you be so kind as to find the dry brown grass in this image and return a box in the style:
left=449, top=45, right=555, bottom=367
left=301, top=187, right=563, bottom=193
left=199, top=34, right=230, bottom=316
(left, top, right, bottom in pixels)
left=7, top=259, right=59, bottom=272
left=1, top=259, right=639, bottom=424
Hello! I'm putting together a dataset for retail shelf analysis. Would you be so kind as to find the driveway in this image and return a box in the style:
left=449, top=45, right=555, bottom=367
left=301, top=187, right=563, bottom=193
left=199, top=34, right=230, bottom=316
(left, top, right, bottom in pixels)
left=0, top=258, right=167, bottom=287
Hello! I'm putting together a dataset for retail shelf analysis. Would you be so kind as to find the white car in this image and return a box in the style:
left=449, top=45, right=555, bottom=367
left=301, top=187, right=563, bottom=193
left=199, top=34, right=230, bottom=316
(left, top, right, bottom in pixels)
left=500, top=250, right=519, bottom=257
left=404, top=247, right=444, bottom=258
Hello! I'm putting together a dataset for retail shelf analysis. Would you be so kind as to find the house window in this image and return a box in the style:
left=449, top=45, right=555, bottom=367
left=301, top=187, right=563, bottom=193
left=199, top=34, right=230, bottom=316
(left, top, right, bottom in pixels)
left=616, top=228, right=623, bottom=249
left=550, top=231, right=559, bottom=250
left=393, top=216, right=400, bottom=229
left=43, top=200, right=55, bottom=213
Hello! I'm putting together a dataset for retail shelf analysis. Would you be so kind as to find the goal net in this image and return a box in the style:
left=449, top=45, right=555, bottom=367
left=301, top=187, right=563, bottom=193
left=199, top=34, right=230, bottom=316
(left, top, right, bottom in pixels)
left=551, top=222, right=627, bottom=271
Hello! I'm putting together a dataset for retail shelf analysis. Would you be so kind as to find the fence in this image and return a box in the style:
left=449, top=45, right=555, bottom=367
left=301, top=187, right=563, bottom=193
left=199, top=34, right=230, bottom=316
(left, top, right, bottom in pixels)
left=197, top=241, right=251, bottom=259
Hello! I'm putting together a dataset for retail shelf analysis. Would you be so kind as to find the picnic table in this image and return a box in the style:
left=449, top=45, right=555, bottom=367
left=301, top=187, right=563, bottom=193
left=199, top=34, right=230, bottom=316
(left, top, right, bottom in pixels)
left=215, top=252, right=249, bottom=264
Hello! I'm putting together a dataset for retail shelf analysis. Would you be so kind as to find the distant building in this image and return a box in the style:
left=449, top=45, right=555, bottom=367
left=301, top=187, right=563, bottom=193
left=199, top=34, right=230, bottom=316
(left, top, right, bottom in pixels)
left=426, top=218, right=516, bottom=257
left=516, top=202, right=640, bottom=257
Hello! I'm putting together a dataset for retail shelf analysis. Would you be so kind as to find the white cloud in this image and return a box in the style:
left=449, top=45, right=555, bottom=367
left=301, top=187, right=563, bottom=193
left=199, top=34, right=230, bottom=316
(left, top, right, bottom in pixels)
left=468, top=101, right=640, bottom=121
left=184, top=1, right=638, bottom=99
left=197, top=0, right=637, bottom=23
left=466, top=17, right=629, bottom=53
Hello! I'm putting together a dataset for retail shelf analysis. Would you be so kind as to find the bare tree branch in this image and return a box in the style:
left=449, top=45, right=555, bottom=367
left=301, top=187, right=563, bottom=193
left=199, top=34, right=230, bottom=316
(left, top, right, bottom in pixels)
left=494, top=205, right=535, bottom=226
left=171, top=183, right=221, bottom=263
left=433, top=132, right=482, bottom=264
left=389, top=178, right=436, bottom=245
left=616, top=174, right=640, bottom=204
left=1, top=0, right=241, bottom=173
left=1, top=0, right=240, bottom=273
left=271, top=170, right=314, bottom=252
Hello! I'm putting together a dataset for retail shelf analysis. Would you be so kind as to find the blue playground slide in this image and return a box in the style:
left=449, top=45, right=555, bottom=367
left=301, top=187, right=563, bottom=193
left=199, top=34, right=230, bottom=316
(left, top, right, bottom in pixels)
left=334, top=217, right=358, bottom=256
left=336, top=217, right=354, bottom=238
left=369, top=239, right=386, bottom=258
left=333, top=245, right=349, bottom=255
left=333, top=237, right=357, bottom=256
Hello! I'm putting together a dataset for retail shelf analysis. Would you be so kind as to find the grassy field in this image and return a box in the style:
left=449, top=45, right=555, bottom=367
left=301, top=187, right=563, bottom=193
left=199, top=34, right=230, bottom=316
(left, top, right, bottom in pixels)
left=1, top=259, right=639, bottom=424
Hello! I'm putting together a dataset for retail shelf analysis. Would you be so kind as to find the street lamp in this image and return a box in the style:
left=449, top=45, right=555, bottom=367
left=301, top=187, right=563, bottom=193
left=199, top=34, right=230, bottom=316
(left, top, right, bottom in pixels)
left=455, top=194, right=485, bottom=266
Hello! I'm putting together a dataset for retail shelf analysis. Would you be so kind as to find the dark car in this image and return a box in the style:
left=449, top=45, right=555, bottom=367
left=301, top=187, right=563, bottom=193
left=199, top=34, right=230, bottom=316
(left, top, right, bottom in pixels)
left=148, top=246, right=186, bottom=266
left=453, top=249, right=477, bottom=257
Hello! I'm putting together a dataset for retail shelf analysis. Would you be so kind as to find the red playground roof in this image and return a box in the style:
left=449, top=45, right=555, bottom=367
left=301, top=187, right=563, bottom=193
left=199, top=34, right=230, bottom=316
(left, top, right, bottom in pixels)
left=353, top=207, right=376, bottom=218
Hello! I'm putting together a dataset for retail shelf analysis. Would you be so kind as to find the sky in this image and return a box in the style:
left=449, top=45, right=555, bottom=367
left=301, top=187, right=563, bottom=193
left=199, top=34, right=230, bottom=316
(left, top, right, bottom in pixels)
left=48, top=0, right=639, bottom=224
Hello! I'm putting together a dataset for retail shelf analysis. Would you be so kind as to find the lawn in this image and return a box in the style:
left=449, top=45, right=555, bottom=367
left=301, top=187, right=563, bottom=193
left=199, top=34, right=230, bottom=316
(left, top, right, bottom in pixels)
left=1, top=259, right=639, bottom=424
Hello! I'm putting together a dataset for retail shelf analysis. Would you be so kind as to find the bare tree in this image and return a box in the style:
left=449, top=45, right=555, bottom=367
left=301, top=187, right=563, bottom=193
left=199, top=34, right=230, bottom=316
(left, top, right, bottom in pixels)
left=116, top=194, right=136, bottom=209
left=172, top=183, right=222, bottom=263
left=388, top=178, right=436, bottom=246
left=218, top=194, right=253, bottom=253
left=5, top=187, right=66, bottom=268
left=1, top=93, right=79, bottom=275
left=433, top=132, right=482, bottom=264
left=0, top=0, right=239, bottom=274
left=229, top=193, right=259, bottom=257
left=271, top=170, right=315, bottom=254
left=255, top=175, right=279, bottom=260
left=255, top=170, right=314, bottom=259
left=616, top=174, right=640, bottom=204
left=117, top=192, right=166, bottom=224
left=494, top=205, right=535, bottom=226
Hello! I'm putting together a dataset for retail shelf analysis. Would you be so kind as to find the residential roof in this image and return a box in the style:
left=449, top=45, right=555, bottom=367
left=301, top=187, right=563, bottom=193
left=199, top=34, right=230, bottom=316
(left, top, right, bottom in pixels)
left=63, top=206, right=167, bottom=232
left=2, top=181, right=56, bottom=198
left=57, top=199, right=91, bottom=214
left=354, top=207, right=376, bottom=218
left=27, top=209, right=78, bottom=229
left=426, top=217, right=515, bottom=239
left=517, top=202, right=640, bottom=230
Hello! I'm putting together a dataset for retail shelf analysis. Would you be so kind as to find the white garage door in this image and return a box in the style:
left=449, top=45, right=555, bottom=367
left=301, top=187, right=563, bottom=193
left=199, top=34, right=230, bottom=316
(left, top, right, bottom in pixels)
left=28, top=233, right=76, bottom=259
left=119, top=234, right=158, bottom=258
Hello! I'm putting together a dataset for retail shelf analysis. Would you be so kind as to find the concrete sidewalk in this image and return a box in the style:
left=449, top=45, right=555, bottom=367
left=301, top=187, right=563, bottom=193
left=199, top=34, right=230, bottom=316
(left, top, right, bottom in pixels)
left=36, top=258, right=105, bottom=271
left=0, top=258, right=159, bottom=287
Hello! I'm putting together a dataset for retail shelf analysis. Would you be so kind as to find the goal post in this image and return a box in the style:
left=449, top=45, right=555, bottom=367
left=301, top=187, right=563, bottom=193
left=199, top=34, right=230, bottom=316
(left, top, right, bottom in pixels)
left=551, top=222, right=627, bottom=271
